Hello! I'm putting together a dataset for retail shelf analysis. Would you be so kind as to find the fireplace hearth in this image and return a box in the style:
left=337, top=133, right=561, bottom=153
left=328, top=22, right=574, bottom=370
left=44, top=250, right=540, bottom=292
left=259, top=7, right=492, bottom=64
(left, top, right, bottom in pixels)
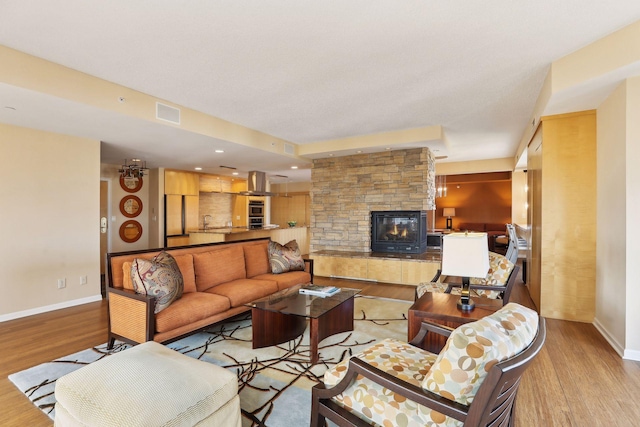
left=371, top=210, right=428, bottom=254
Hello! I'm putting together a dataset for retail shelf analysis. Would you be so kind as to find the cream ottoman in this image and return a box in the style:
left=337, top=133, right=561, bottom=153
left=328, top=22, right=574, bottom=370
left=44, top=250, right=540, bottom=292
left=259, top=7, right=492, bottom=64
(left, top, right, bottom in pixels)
left=54, top=341, right=241, bottom=427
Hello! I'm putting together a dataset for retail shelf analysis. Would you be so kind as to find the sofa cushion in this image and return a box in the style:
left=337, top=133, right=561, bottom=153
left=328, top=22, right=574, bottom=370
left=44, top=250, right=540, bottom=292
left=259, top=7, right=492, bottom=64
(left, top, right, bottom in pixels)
left=244, top=243, right=270, bottom=277
left=485, top=223, right=506, bottom=232
left=422, top=303, right=538, bottom=406
left=252, top=271, right=311, bottom=290
left=469, top=251, right=515, bottom=299
left=457, top=222, right=486, bottom=232
left=193, top=246, right=247, bottom=292
left=122, top=253, right=196, bottom=293
left=155, top=292, right=231, bottom=333
left=205, top=278, right=278, bottom=307
left=268, top=240, right=305, bottom=274
left=131, top=252, right=183, bottom=313
left=324, top=338, right=439, bottom=426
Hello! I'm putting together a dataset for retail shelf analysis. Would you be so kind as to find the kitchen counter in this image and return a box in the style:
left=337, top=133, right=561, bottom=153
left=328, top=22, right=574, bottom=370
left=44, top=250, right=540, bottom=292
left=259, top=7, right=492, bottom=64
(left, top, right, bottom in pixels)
left=188, top=226, right=310, bottom=253
left=189, top=226, right=281, bottom=235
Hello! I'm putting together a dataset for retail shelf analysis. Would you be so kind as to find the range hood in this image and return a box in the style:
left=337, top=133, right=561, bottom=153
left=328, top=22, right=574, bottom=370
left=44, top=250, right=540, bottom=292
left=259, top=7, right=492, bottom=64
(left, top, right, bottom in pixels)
left=240, top=171, right=275, bottom=196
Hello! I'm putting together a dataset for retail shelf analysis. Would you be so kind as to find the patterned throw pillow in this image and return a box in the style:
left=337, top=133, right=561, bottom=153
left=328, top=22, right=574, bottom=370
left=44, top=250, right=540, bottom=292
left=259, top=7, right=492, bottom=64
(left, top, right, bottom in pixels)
left=422, top=303, right=538, bottom=407
left=268, top=240, right=305, bottom=274
left=131, top=251, right=184, bottom=313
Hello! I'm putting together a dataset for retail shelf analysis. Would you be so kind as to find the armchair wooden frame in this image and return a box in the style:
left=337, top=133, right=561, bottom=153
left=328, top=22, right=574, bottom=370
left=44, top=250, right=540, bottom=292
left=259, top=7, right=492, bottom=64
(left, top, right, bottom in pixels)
left=415, top=264, right=520, bottom=306
left=311, top=316, right=546, bottom=427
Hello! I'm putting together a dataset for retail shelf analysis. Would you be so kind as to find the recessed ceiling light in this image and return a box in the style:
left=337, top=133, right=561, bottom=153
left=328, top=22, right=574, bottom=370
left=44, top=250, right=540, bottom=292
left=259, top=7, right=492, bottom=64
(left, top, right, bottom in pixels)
left=215, top=149, right=224, bottom=153
left=291, top=166, right=298, bottom=169
left=194, top=167, right=202, bottom=171
left=232, top=172, right=239, bottom=176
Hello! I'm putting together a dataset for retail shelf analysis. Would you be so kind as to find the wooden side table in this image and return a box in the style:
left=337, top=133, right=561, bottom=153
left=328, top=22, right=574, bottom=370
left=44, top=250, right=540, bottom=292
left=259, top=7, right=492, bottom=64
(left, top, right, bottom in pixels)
left=408, top=293, right=502, bottom=353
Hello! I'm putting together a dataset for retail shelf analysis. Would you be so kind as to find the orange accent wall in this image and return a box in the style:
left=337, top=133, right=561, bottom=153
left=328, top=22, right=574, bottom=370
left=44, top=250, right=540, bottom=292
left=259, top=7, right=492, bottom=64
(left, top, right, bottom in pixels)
left=435, top=179, right=512, bottom=229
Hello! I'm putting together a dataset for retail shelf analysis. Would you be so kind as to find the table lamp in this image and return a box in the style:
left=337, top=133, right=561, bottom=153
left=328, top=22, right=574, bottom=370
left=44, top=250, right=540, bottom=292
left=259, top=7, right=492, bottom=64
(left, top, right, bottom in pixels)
left=441, top=232, right=489, bottom=312
left=443, top=207, right=456, bottom=230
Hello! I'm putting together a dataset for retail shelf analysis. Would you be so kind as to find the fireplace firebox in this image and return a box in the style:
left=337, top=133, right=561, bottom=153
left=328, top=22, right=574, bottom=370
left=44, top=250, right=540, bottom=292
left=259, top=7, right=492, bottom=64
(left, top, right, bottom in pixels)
left=371, top=210, right=427, bottom=254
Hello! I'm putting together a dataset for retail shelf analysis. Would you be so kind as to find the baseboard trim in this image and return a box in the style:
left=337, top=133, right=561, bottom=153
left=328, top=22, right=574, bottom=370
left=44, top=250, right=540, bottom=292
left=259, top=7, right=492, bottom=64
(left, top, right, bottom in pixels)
left=592, top=317, right=628, bottom=359
left=0, top=295, right=103, bottom=323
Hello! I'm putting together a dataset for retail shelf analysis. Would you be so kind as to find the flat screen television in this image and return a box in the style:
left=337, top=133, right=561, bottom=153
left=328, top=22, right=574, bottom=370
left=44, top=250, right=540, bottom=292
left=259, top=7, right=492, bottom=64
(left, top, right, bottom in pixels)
left=370, top=210, right=427, bottom=254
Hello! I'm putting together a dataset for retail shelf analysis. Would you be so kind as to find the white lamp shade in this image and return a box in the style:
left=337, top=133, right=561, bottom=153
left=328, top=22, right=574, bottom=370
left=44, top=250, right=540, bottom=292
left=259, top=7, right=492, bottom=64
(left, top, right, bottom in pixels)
left=441, top=232, right=490, bottom=278
left=443, top=208, right=456, bottom=217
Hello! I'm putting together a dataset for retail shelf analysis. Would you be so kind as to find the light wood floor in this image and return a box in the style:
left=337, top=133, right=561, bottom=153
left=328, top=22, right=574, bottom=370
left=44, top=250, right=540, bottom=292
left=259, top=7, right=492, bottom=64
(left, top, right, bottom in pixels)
left=2, top=266, right=639, bottom=426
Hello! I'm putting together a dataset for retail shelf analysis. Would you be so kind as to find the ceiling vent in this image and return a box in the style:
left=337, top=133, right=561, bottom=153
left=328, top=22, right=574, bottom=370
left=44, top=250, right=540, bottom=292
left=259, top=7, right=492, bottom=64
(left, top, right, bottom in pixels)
left=156, top=102, right=181, bottom=124
left=283, top=143, right=295, bottom=155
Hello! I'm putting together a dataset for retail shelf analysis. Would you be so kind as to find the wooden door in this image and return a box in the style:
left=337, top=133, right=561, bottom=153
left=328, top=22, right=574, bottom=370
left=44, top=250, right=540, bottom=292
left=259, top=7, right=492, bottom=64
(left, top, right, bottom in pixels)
left=527, top=127, right=542, bottom=311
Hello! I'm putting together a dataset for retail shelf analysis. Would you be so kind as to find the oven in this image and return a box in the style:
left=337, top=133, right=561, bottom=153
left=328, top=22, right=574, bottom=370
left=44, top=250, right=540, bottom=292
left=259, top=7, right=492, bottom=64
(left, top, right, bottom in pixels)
left=249, top=217, right=264, bottom=229
left=249, top=202, right=264, bottom=216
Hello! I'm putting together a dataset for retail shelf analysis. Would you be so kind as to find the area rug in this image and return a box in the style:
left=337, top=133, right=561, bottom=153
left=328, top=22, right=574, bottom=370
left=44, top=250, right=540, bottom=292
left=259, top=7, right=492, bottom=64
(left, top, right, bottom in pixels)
left=9, top=295, right=411, bottom=426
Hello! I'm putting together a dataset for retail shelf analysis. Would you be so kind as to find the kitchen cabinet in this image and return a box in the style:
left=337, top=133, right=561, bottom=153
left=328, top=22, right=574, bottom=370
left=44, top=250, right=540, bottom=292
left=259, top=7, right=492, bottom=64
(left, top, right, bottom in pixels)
left=270, top=193, right=310, bottom=228
left=231, top=181, right=247, bottom=227
left=165, top=170, right=200, bottom=247
left=166, top=194, right=183, bottom=235
left=165, top=170, right=199, bottom=195
left=165, top=194, right=200, bottom=247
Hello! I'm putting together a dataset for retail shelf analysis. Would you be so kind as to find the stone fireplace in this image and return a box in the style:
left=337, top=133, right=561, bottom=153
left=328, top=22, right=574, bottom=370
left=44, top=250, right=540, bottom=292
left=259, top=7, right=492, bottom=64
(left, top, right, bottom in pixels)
left=310, top=148, right=435, bottom=253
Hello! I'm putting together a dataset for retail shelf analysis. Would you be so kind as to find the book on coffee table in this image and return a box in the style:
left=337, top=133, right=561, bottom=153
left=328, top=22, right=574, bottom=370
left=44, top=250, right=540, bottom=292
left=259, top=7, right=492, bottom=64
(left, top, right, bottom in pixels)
left=299, top=285, right=341, bottom=297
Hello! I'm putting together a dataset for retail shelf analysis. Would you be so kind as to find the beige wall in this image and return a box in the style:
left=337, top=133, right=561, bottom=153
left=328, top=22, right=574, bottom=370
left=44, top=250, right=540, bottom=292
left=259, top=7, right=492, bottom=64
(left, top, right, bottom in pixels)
left=624, top=76, right=640, bottom=358
left=595, top=83, right=627, bottom=350
left=0, top=124, right=101, bottom=320
left=100, top=163, right=150, bottom=253
left=147, top=168, right=164, bottom=249
left=595, top=76, right=640, bottom=360
left=511, top=170, right=527, bottom=226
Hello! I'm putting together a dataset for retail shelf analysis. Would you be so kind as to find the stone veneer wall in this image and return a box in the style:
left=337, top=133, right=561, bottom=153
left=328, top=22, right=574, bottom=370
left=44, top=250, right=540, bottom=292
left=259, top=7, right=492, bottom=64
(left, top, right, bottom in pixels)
left=310, top=148, right=435, bottom=252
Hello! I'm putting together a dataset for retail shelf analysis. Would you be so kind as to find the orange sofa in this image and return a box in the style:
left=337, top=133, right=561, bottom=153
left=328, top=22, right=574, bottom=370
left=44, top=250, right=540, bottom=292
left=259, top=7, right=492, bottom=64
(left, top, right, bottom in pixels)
left=457, top=222, right=507, bottom=251
left=106, top=238, right=313, bottom=348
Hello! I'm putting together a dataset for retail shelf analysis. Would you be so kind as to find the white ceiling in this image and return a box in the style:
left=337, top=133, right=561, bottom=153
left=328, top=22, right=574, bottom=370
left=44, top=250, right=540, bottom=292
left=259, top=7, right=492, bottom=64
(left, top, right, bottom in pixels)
left=1, top=1, right=640, bottom=182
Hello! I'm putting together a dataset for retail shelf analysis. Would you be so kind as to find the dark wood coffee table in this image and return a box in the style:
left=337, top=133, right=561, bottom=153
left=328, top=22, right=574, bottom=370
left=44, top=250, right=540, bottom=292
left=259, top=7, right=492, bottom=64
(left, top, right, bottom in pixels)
left=247, top=286, right=360, bottom=364
left=408, top=292, right=502, bottom=352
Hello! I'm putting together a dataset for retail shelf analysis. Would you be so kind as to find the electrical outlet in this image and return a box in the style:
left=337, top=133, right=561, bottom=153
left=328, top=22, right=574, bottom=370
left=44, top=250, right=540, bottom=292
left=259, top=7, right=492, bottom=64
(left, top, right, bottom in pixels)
left=80, top=276, right=87, bottom=285
left=57, top=278, right=66, bottom=289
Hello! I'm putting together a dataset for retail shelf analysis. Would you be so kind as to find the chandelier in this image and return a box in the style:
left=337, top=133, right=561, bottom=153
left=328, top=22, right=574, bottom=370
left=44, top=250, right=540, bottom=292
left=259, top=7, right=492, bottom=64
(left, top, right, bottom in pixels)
left=118, top=159, right=148, bottom=179
left=436, top=175, right=447, bottom=198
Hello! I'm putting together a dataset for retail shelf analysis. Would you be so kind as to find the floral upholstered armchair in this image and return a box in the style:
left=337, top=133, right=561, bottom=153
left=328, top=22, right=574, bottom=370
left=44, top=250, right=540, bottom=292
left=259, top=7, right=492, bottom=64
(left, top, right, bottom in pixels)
left=415, top=252, right=519, bottom=304
left=311, top=303, right=545, bottom=427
